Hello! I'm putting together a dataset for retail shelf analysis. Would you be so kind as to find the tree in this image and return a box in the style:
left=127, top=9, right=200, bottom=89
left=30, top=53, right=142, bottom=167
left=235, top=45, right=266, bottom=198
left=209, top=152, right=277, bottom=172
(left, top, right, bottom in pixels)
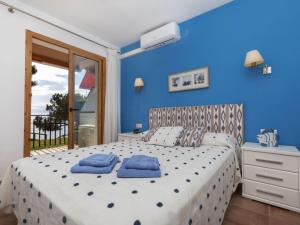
left=33, top=93, right=86, bottom=131
left=31, top=65, right=38, bottom=87
left=46, top=93, right=69, bottom=121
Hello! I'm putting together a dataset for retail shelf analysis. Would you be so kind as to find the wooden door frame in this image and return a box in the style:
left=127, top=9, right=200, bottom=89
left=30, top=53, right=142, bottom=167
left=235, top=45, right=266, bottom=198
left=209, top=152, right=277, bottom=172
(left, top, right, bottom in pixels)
left=24, top=30, right=106, bottom=157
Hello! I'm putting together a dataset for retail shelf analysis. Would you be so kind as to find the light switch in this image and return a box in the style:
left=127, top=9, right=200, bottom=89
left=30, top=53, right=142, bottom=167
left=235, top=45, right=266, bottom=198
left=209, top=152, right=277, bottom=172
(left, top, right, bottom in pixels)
left=136, top=123, right=143, bottom=129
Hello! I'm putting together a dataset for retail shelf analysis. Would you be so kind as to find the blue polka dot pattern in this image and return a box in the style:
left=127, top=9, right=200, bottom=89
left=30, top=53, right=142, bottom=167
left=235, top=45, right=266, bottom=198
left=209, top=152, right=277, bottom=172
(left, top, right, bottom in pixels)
left=0, top=139, right=240, bottom=225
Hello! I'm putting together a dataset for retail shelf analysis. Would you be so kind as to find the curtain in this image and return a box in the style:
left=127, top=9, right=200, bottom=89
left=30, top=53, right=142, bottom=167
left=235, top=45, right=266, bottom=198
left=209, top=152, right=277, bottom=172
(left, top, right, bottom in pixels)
left=103, top=49, right=121, bottom=143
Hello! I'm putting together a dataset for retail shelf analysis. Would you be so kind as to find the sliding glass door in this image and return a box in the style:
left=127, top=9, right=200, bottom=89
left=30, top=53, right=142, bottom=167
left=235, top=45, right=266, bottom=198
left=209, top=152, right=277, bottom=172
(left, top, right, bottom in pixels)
left=68, top=51, right=104, bottom=149
left=70, top=55, right=99, bottom=148
left=24, top=30, right=106, bottom=157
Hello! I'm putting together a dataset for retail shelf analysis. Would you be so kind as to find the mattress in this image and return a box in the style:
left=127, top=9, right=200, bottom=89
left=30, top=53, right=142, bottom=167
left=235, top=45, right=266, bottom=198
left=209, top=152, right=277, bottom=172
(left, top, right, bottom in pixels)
left=0, top=140, right=241, bottom=225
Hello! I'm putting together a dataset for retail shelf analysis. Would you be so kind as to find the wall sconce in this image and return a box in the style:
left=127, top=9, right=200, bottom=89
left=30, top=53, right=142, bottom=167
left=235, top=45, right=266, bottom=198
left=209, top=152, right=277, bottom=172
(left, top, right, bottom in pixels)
left=244, top=50, right=272, bottom=75
left=134, top=78, right=144, bottom=91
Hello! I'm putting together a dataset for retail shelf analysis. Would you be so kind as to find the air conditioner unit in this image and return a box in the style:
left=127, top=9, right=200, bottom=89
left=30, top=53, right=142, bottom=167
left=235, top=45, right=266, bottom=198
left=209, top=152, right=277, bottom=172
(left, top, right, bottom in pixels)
left=140, top=22, right=181, bottom=50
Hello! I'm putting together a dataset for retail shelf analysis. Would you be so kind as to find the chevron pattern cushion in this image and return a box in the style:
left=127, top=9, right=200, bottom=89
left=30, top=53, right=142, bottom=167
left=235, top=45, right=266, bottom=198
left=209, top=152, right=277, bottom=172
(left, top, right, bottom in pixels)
left=179, top=127, right=206, bottom=147
left=142, top=128, right=159, bottom=142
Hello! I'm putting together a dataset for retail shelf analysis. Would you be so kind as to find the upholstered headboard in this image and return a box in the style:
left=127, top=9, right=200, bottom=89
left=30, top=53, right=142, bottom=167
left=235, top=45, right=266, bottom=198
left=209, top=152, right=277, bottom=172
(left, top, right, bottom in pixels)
left=149, top=104, right=244, bottom=146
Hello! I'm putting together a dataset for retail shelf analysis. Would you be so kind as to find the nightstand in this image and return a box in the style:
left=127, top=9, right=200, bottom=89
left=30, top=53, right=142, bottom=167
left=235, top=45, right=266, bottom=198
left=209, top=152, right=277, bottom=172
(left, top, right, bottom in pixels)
left=242, top=142, right=300, bottom=212
left=118, top=132, right=142, bottom=142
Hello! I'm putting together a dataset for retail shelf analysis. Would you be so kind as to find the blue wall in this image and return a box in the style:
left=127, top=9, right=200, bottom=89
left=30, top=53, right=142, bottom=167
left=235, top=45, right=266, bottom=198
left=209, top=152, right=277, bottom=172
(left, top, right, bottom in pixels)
left=121, top=0, right=300, bottom=148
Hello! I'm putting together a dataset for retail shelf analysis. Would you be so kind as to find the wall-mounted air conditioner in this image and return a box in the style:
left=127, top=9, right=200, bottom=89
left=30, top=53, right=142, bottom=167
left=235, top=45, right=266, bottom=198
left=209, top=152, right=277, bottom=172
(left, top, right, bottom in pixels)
left=140, top=22, right=181, bottom=50
left=121, top=22, right=181, bottom=59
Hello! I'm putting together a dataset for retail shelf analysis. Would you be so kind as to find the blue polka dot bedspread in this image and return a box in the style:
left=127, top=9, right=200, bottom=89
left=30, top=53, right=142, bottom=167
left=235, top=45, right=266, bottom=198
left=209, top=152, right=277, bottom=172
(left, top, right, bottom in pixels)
left=0, top=140, right=241, bottom=225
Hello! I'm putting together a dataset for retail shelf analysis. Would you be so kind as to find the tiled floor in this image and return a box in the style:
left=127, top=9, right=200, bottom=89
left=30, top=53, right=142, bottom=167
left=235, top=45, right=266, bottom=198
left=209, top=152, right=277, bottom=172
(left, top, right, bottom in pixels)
left=30, top=145, right=79, bottom=156
left=1, top=192, right=300, bottom=225
left=30, top=145, right=68, bottom=156
left=0, top=212, right=17, bottom=225
left=223, top=193, right=300, bottom=225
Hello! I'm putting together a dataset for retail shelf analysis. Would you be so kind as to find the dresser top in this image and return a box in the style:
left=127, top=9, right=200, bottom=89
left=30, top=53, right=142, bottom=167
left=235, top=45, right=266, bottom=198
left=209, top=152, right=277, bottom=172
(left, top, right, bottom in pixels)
left=118, top=132, right=142, bottom=138
left=242, top=142, right=300, bottom=156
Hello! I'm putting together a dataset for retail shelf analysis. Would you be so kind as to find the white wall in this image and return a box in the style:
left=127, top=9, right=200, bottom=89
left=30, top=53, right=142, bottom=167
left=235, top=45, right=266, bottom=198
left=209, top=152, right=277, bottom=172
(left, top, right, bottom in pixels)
left=0, top=4, right=111, bottom=178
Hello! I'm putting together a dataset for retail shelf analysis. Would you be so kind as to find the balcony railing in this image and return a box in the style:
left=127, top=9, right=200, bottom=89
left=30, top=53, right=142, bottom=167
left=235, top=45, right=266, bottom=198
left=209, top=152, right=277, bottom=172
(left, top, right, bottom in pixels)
left=31, top=115, right=68, bottom=150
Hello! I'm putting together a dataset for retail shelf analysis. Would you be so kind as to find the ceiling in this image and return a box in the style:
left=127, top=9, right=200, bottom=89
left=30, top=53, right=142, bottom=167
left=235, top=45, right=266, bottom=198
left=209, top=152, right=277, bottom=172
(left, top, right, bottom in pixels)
left=20, top=0, right=232, bottom=47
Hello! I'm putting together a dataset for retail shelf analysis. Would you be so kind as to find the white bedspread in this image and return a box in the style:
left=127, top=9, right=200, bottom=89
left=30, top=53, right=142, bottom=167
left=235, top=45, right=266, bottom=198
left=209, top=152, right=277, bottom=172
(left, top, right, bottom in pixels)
left=0, top=140, right=241, bottom=225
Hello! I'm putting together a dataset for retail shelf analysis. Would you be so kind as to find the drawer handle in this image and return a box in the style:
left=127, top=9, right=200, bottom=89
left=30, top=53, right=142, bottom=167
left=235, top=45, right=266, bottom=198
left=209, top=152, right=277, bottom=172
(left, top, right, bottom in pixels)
left=256, top=174, right=283, bottom=181
left=255, top=158, right=283, bottom=165
left=256, top=189, right=284, bottom=198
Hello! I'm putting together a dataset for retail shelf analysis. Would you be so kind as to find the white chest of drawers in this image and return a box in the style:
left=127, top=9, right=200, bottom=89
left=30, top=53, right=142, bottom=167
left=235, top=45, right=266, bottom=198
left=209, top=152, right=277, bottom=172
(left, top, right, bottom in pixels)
left=242, top=142, right=300, bottom=212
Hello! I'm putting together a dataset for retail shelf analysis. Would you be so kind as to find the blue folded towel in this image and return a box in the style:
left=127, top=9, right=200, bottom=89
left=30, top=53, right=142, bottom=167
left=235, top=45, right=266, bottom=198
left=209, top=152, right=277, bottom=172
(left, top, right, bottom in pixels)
left=117, top=158, right=161, bottom=178
left=79, top=153, right=116, bottom=167
left=125, top=155, right=160, bottom=170
left=71, top=157, right=118, bottom=174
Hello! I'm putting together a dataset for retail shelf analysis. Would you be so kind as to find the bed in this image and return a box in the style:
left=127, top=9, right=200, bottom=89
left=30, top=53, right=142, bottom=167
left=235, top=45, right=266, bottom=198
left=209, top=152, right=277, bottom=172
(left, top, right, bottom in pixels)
left=0, top=104, right=243, bottom=225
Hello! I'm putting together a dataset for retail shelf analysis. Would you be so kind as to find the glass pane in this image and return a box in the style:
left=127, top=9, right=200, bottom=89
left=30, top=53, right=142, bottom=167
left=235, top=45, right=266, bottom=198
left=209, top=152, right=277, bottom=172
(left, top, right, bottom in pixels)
left=30, top=62, right=69, bottom=153
left=73, top=55, right=99, bottom=148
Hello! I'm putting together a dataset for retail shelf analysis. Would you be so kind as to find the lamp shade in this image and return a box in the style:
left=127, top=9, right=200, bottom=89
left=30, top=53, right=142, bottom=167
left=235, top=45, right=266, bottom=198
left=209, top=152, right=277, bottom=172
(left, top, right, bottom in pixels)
left=244, top=50, right=265, bottom=68
left=134, top=78, right=144, bottom=88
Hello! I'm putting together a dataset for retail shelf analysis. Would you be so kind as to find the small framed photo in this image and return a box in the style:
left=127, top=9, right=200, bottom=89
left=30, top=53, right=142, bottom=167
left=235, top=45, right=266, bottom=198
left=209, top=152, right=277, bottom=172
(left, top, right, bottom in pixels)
left=168, top=67, right=209, bottom=92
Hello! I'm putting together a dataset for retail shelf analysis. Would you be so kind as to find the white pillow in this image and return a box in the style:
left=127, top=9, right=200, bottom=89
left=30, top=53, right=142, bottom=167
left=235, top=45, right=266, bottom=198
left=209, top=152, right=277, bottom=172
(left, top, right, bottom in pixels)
left=148, top=126, right=183, bottom=147
left=202, top=132, right=236, bottom=149
left=202, top=132, right=242, bottom=170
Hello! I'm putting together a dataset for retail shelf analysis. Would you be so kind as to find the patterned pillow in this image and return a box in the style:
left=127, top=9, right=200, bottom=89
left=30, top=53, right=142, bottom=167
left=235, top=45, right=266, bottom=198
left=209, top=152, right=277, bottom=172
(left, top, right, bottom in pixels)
left=179, top=127, right=206, bottom=147
left=202, top=132, right=236, bottom=149
left=141, top=128, right=159, bottom=142
left=148, top=126, right=184, bottom=147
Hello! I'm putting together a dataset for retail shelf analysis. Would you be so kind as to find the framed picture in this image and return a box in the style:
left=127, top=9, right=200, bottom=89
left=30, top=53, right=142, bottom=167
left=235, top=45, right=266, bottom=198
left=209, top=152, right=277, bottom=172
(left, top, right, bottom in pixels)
left=168, top=67, right=209, bottom=92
